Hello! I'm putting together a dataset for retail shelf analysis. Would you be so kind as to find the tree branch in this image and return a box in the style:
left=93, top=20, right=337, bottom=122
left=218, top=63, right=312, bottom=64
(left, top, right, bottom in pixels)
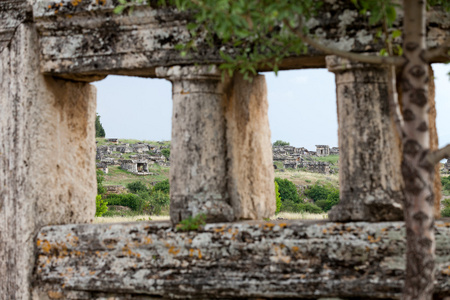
left=283, top=20, right=406, bottom=67
left=426, top=144, right=450, bottom=165
left=424, top=38, right=450, bottom=62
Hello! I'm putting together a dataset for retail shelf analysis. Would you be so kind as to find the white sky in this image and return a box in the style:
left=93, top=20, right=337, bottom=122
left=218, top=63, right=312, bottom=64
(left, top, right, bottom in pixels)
left=94, top=64, right=449, bottom=151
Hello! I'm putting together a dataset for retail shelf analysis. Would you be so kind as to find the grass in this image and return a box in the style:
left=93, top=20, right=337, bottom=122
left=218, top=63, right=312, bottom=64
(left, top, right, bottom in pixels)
left=272, top=212, right=328, bottom=220
left=94, top=215, right=170, bottom=223
left=96, top=137, right=170, bottom=147
left=95, top=212, right=326, bottom=224
left=275, top=168, right=339, bottom=187
left=104, top=165, right=169, bottom=187
left=311, top=154, right=339, bottom=165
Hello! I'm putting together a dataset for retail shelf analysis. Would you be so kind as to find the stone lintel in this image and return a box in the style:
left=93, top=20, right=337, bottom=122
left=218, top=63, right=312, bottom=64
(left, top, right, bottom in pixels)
left=31, top=1, right=450, bottom=81
left=34, top=220, right=450, bottom=299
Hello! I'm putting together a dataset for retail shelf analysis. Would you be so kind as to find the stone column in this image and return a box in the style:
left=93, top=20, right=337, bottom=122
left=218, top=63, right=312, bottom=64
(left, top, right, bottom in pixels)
left=224, top=73, right=276, bottom=220
left=156, top=65, right=234, bottom=224
left=326, top=55, right=404, bottom=222
left=0, top=23, right=97, bottom=299
left=156, top=66, right=276, bottom=224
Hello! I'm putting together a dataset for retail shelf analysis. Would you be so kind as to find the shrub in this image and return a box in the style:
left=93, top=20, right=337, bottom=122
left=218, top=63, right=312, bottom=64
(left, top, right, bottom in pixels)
left=96, top=170, right=106, bottom=195
left=298, top=202, right=323, bottom=214
left=161, top=148, right=170, bottom=160
left=280, top=199, right=323, bottom=214
left=442, top=198, right=450, bottom=218
left=274, top=181, right=282, bottom=214
left=304, top=183, right=340, bottom=212
left=442, top=176, right=450, bottom=193
left=274, top=177, right=300, bottom=203
left=153, top=179, right=170, bottom=194
left=143, top=191, right=170, bottom=215
left=273, top=140, right=290, bottom=146
left=304, top=184, right=330, bottom=201
left=127, top=181, right=149, bottom=194
left=106, top=193, right=144, bottom=211
left=95, top=195, right=108, bottom=217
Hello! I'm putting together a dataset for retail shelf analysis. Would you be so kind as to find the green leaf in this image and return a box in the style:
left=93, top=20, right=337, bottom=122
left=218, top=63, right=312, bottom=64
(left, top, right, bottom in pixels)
left=386, top=6, right=397, bottom=24
left=113, top=5, right=125, bottom=14
left=392, top=29, right=402, bottom=39
left=380, top=48, right=387, bottom=56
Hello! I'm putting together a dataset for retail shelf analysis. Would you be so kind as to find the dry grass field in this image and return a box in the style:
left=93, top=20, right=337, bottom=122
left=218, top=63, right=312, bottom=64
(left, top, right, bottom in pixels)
left=94, top=212, right=327, bottom=224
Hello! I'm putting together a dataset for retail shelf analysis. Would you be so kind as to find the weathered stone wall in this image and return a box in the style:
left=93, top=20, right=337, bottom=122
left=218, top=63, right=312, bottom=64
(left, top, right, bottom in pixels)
left=34, top=220, right=450, bottom=299
left=0, top=23, right=96, bottom=299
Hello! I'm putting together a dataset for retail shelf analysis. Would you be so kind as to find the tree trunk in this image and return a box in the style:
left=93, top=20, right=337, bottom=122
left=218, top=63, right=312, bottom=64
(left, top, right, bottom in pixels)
left=401, top=1, right=435, bottom=299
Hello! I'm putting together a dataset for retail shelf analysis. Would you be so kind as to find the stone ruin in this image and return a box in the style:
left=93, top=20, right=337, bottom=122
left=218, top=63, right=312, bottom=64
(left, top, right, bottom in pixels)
left=120, top=159, right=150, bottom=175
left=316, top=145, right=330, bottom=157
left=96, top=142, right=169, bottom=175
left=1, top=1, right=449, bottom=299
left=444, top=159, right=450, bottom=174
left=274, top=144, right=337, bottom=174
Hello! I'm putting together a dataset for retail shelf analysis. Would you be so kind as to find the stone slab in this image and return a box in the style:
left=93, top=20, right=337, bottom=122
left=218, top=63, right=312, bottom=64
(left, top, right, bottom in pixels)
left=34, top=220, right=450, bottom=299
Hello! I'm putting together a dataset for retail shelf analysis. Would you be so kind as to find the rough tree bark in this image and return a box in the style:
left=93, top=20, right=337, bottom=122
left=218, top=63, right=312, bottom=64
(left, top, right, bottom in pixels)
left=401, top=1, right=435, bottom=299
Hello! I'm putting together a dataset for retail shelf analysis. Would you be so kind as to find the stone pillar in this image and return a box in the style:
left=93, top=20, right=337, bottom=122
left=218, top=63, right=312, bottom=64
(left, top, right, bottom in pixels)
left=0, top=23, right=97, bottom=299
left=224, top=73, right=276, bottom=220
left=156, top=66, right=275, bottom=224
left=326, top=56, right=404, bottom=222
left=156, top=65, right=234, bottom=224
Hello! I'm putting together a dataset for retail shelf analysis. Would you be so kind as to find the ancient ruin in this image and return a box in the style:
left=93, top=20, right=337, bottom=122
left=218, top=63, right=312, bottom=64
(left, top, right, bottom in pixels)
left=1, top=1, right=449, bottom=299
left=316, top=145, right=330, bottom=156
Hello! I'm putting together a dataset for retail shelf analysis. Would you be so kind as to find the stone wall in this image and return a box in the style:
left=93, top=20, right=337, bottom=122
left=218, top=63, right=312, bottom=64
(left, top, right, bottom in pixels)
left=33, top=220, right=450, bottom=299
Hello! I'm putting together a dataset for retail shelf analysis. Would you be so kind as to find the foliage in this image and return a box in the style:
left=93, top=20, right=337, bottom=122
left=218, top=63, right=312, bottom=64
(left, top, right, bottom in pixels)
left=304, top=183, right=340, bottom=212
left=95, top=194, right=108, bottom=217
left=273, top=140, right=290, bottom=147
left=153, top=179, right=170, bottom=194
left=143, top=191, right=170, bottom=215
left=161, top=148, right=171, bottom=160
left=106, top=193, right=144, bottom=211
left=274, top=177, right=300, bottom=203
left=315, top=191, right=340, bottom=212
left=176, top=214, right=207, bottom=231
left=280, top=199, right=323, bottom=214
left=441, top=198, right=450, bottom=218
left=274, top=181, right=282, bottom=214
left=97, top=169, right=107, bottom=195
left=127, top=181, right=149, bottom=193
left=441, top=176, right=450, bottom=194
left=95, top=114, right=106, bottom=138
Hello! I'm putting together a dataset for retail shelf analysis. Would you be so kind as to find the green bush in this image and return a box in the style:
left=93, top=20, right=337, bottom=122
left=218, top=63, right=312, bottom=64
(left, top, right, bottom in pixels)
left=144, top=191, right=170, bottom=215
left=95, top=195, right=108, bottom=217
left=127, top=181, right=149, bottom=193
left=153, top=179, right=170, bottom=194
left=274, top=181, right=282, bottom=214
left=275, top=177, right=300, bottom=203
left=96, top=170, right=106, bottom=195
left=298, top=202, right=323, bottom=214
left=106, top=193, right=144, bottom=211
left=280, top=199, right=323, bottom=214
left=442, top=176, right=450, bottom=193
left=304, top=183, right=340, bottom=212
left=273, top=140, right=290, bottom=146
left=304, top=184, right=331, bottom=201
left=161, top=148, right=170, bottom=160
left=442, top=198, right=450, bottom=218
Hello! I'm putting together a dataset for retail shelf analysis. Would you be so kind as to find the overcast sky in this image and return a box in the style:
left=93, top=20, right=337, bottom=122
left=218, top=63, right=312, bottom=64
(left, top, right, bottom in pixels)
left=94, top=64, right=449, bottom=151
